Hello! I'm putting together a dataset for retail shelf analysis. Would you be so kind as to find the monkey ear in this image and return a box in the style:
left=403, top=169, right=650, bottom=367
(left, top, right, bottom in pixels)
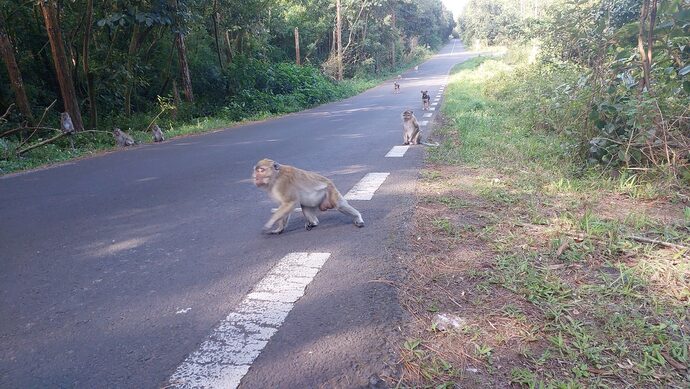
left=273, top=162, right=281, bottom=171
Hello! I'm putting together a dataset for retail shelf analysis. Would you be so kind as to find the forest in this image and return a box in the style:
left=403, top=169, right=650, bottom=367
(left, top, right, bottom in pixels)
left=0, top=0, right=454, bottom=172
left=458, top=0, right=689, bottom=182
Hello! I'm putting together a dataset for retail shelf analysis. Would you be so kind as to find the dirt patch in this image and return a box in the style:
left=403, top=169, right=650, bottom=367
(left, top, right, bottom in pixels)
left=391, top=163, right=690, bottom=388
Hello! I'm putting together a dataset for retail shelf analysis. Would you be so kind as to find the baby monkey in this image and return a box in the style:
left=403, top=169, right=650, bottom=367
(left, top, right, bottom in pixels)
left=402, top=110, right=421, bottom=145
left=253, top=159, right=365, bottom=234
left=394, top=75, right=401, bottom=94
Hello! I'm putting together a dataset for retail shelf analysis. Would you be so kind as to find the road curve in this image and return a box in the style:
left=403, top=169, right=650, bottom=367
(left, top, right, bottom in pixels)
left=0, top=40, right=473, bottom=388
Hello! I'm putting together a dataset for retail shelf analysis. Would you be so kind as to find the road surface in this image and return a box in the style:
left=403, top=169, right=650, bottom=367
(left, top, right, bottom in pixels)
left=0, top=40, right=472, bottom=388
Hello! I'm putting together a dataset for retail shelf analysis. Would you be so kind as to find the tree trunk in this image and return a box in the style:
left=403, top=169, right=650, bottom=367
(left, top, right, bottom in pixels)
left=212, top=0, right=223, bottom=68
left=294, top=27, right=301, bottom=65
left=175, top=32, right=194, bottom=102
left=39, top=0, right=84, bottom=131
left=82, top=0, right=96, bottom=129
left=0, top=16, right=34, bottom=123
left=637, top=0, right=651, bottom=93
left=336, top=0, right=343, bottom=80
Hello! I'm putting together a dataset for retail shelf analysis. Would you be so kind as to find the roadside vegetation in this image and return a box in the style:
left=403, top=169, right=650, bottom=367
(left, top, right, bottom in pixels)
left=396, top=52, right=689, bottom=389
left=0, top=0, right=455, bottom=174
left=394, top=0, right=689, bottom=386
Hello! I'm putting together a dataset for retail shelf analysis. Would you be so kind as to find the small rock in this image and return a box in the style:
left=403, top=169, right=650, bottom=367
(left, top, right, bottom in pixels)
left=432, top=313, right=467, bottom=331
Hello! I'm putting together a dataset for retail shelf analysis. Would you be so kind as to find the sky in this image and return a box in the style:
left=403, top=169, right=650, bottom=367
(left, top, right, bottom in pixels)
left=441, top=0, right=468, bottom=19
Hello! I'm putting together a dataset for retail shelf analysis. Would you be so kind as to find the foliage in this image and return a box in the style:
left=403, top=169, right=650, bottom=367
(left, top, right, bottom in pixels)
left=458, top=0, right=690, bottom=176
left=0, top=0, right=455, bottom=170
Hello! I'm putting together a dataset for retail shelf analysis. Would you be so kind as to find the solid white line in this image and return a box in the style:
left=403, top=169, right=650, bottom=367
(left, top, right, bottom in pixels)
left=271, top=207, right=302, bottom=213
left=385, top=145, right=409, bottom=158
left=423, top=113, right=432, bottom=118
left=168, top=252, right=331, bottom=389
left=420, top=120, right=429, bottom=126
left=344, top=173, right=389, bottom=200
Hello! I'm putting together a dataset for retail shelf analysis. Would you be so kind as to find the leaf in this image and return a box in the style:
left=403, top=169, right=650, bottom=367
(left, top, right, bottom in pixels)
left=679, top=65, right=690, bottom=76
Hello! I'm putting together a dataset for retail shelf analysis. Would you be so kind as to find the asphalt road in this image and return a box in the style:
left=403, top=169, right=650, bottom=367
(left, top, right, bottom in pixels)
left=0, top=40, right=473, bottom=388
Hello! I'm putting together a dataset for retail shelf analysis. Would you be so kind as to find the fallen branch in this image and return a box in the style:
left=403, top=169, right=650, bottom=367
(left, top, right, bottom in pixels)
left=626, top=235, right=689, bottom=251
left=17, top=132, right=66, bottom=155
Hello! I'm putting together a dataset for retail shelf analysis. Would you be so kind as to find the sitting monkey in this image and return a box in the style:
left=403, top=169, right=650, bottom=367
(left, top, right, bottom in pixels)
left=402, top=110, right=421, bottom=145
left=253, top=159, right=365, bottom=234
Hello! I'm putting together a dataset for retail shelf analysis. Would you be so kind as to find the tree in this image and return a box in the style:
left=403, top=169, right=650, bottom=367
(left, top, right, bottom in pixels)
left=38, top=0, right=84, bottom=131
left=0, top=14, right=33, bottom=123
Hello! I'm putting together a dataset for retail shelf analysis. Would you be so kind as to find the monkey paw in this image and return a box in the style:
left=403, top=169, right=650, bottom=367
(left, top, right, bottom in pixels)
left=354, top=220, right=365, bottom=228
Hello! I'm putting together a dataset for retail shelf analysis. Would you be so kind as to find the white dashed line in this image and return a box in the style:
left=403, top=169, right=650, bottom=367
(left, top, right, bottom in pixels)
left=344, top=173, right=390, bottom=200
left=431, top=103, right=438, bottom=106
left=423, top=113, right=432, bottom=118
left=385, top=145, right=409, bottom=158
left=429, top=107, right=436, bottom=111
left=433, top=98, right=440, bottom=102
left=420, top=120, right=429, bottom=126
left=168, top=252, right=331, bottom=389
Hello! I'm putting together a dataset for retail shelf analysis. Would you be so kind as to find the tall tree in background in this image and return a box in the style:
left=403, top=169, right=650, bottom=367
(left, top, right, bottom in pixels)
left=38, top=0, right=84, bottom=131
left=0, top=14, right=33, bottom=123
left=170, top=0, right=193, bottom=102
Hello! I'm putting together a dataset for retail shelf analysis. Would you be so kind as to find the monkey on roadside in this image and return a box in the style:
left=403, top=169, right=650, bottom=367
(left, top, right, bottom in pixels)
left=402, top=110, right=421, bottom=145
left=253, top=158, right=364, bottom=234
left=394, top=81, right=400, bottom=94
left=421, top=91, right=430, bottom=110
left=113, top=128, right=135, bottom=147
left=151, top=124, right=165, bottom=142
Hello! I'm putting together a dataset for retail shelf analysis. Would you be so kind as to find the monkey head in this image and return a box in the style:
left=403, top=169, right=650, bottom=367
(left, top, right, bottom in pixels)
left=253, top=158, right=281, bottom=188
left=402, top=110, right=414, bottom=120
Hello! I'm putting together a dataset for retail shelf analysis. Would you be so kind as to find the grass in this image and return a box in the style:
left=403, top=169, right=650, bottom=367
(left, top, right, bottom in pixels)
left=395, top=51, right=690, bottom=388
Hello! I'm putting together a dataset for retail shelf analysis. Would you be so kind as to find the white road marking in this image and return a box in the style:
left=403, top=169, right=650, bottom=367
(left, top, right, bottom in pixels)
left=385, top=145, right=409, bottom=158
left=344, top=173, right=390, bottom=200
left=420, top=120, right=429, bottom=126
left=431, top=103, right=438, bottom=106
left=168, top=252, right=331, bottom=389
left=423, top=113, right=433, bottom=118
left=433, top=98, right=440, bottom=102
left=429, top=107, right=436, bottom=111
left=271, top=207, right=302, bottom=213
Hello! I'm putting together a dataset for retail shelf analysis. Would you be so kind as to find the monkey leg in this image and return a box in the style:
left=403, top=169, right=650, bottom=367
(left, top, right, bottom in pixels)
left=263, top=202, right=296, bottom=234
left=336, top=199, right=365, bottom=227
left=301, top=206, right=320, bottom=230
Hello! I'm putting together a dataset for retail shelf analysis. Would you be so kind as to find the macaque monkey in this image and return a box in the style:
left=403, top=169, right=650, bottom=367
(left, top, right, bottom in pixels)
left=253, top=158, right=365, bottom=234
left=394, top=81, right=400, bottom=94
left=414, top=65, right=419, bottom=71
left=421, top=91, right=430, bottom=110
left=113, top=128, right=135, bottom=147
left=402, top=110, right=421, bottom=145
left=151, top=124, right=165, bottom=142
left=60, top=112, right=75, bottom=134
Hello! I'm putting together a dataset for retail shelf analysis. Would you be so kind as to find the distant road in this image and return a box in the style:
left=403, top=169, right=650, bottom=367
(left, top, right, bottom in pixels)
left=0, top=39, right=473, bottom=388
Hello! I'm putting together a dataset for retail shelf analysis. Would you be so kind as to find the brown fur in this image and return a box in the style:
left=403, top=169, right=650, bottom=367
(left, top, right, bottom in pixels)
left=253, top=159, right=364, bottom=233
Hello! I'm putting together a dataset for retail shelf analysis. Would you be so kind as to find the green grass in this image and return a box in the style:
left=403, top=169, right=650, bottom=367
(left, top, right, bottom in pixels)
left=401, top=50, right=690, bottom=387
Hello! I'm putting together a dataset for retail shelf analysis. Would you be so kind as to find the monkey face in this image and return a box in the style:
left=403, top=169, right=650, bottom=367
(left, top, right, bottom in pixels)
left=402, top=110, right=414, bottom=119
left=253, top=159, right=277, bottom=187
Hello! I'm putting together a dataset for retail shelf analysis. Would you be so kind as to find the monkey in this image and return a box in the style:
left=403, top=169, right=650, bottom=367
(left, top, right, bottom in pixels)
left=253, top=158, right=364, bottom=234
left=60, top=112, right=75, bottom=134
left=402, top=110, right=421, bottom=145
left=113, top=128, right=135, bottom=147
left=414, top=65, right=419, bottom=71
left=151, top=124, right=165, bottom=142
left=394, top=81, right=400, bottom=94
left=421, top=91, right=430, bottom=110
